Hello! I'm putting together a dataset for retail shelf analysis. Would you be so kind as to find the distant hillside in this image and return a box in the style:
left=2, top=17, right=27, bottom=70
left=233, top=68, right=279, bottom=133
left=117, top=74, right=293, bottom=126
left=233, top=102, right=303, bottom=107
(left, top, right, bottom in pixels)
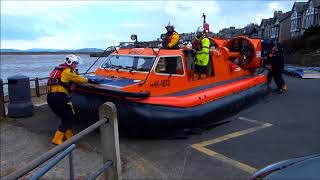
left=0, top=48, right=104, bottom=55
left=75, top=48, right=104, bottom=52
left=0, top=49, right=21, bottom=52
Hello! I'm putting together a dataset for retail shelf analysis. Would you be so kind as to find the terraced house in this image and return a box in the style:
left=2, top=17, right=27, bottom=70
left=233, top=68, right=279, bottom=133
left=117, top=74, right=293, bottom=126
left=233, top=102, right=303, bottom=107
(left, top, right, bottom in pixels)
left=271, top=11, right=291, bottom=42
left=260, top=18, right=273, bottom=41
left=260, top=11, right=291, bottom=42
left=291, top=2, right=307, bottom=37
left=301, top=0, right=320, bottom=33
left=278, top=12, right=292, bottom=42
left=260, top=0, right=320, bottom=42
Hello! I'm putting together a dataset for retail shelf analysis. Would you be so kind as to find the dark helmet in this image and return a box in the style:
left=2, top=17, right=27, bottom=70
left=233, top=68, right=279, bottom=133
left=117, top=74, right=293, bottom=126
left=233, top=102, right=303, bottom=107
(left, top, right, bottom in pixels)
left=165, top=21, right=175, bottom=30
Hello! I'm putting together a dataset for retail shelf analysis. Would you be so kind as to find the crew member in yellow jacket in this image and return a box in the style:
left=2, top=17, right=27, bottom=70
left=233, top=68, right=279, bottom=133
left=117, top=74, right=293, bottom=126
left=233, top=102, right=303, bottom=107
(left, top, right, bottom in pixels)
left=193, top=26, right=210, bottom=80
left=162, top=22, right=180, bottom=49
left=47, top=54, right=96, bottom=145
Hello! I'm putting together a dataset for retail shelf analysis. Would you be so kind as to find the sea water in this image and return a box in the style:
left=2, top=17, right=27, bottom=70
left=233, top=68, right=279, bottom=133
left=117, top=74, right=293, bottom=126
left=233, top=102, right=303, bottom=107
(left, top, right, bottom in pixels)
left=0, top=54, right=107, bottom=95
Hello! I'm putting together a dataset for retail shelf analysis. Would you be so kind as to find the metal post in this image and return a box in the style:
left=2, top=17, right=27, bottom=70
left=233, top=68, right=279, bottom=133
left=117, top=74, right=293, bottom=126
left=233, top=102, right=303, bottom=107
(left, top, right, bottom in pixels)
left=35, top=77, right=40, bottom=97
left=69, top=151, right=74, bottom=180
left=0, top=79, right=5, bottom=117
left=99, top=102, right=121, bottom=180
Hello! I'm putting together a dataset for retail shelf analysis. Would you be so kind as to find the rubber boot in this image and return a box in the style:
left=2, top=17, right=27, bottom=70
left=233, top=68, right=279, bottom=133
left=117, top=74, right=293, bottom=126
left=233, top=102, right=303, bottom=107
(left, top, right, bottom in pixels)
left=52, top=130, right=64, bottom=145
left=282, top=84, right=288, bottom=91
left=65, top=129, right=74, bottom=140
left=193, top=73, right=200, bottom=80
left=200, top=74, right=207, bottom=79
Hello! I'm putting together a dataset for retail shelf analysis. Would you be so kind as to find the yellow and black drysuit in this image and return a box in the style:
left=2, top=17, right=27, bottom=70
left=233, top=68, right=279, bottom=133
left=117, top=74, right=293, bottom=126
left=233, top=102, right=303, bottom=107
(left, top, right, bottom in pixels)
left=162, top=31, right=180, bottom=49
left=47, top=64, right=88, bottom=145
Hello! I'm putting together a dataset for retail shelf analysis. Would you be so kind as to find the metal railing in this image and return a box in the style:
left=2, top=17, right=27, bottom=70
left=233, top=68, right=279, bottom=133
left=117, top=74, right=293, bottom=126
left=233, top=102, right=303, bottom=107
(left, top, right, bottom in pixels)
left=88, top=160, right=113, bottom=180
left=2, top=102, right=121, bottom=180
left=0, top=79, right=5, bottom=117
left=30, top=144, right=76, bottom=180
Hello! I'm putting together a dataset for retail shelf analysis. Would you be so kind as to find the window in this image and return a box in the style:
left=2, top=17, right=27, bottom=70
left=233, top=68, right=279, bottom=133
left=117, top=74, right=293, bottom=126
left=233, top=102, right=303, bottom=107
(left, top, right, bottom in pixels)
left=271, top=27, right=275, bottom=38
left=315, top=9, right=319, bottom=24
left=102, top=55, right=155, bottom=72
left=291, top=19, right=297, bottom=31
left=155, top=56, right=184, bottom=75
left=291, top=9, right=299, bottom=31
left=305, top=2, right=315, bottom=28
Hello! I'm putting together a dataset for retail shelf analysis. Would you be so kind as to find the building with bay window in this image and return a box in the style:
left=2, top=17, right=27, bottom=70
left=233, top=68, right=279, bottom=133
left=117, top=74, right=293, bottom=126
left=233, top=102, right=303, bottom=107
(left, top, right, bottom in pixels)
left=291, top=2, right=307, bottom=37
left=302, top=0, right=320, bottom=31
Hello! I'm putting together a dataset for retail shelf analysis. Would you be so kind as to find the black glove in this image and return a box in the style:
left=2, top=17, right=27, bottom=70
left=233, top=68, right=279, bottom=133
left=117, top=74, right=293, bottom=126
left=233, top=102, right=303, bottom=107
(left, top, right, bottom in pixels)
left=88, top=78, right=104, bottom=84
left=262, top=60, right=267, bottom=67
left=162, top=44, right=168, bottom=49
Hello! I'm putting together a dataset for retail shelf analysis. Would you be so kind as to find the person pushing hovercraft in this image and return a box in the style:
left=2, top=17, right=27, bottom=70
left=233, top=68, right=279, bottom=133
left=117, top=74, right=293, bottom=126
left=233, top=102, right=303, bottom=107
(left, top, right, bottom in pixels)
left=263, top=43, right=288, bottom=93
left=47, top=54, right=101, bottom=145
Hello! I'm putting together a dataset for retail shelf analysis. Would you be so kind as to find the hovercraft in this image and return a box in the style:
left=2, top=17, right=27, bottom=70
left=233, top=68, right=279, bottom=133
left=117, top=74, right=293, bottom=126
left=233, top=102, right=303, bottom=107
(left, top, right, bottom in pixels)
left=72, top=36, right=270, bottom=135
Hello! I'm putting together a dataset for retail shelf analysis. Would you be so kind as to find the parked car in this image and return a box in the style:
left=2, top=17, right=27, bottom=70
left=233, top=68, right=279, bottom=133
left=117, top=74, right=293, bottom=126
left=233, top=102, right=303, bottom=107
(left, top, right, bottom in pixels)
left=250, top=154, right=320, bottom=180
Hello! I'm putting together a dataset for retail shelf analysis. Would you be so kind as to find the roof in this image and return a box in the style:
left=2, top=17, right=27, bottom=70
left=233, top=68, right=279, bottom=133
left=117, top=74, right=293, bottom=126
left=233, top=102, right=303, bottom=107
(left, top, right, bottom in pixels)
left=242, top=24, right=260, bottom=35
left=292, top=2, right=307, bottom=13
left=279, top=11, right=292, bottom=22
left=309, top=0, right=320, bottom=8
left=267, top=18, right=273, bottom=25
left=218, top=27, right=243, bottom=38
left=260, top=19, right=268, bottom=27
left=234, top=28, right=243, bottom=35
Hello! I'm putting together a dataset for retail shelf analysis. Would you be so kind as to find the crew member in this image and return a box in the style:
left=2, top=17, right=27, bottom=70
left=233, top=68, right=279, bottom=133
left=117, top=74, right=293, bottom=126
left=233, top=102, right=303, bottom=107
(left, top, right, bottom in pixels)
left=263, top=41, right=274, bottom=83
left=47, top=54, right=96, bottom=145
left=162, top=22, right=180, bottom=49
left=193, top=26, right=210, bottom=80
left=264, top=43, right=287, bottom=93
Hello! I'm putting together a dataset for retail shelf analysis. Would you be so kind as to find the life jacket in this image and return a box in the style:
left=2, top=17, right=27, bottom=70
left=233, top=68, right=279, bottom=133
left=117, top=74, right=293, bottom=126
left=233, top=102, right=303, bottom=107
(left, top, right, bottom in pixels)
left=192, top=39, right=202, bottom=51
left=47, top=64, right=71, bottom=90
left=195, top=36, right=210, bottom=66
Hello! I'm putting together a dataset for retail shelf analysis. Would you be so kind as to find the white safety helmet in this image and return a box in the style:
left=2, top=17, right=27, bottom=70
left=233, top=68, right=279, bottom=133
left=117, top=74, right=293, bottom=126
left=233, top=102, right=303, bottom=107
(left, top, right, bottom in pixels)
left=166, top=21, right=175, bottom=29
left=196, top=26, right=204, bottom=36
left=65, top=54, right=80, bottom=66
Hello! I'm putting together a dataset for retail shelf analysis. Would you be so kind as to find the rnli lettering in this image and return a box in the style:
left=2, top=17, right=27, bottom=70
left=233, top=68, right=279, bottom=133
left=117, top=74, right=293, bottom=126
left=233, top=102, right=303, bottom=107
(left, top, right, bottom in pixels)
left=150, top=80, right=170, bottom=88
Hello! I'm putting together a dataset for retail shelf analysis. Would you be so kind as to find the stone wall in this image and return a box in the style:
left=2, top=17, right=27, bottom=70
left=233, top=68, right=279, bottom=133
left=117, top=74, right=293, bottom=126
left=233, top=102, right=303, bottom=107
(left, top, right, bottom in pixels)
left=285, top=53, right=320, bottom=66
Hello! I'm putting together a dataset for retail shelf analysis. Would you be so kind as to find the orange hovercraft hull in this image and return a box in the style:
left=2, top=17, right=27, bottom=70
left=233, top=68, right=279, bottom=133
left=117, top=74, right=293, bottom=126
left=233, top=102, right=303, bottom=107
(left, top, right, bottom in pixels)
left=72, top=36, right=270, bottom=135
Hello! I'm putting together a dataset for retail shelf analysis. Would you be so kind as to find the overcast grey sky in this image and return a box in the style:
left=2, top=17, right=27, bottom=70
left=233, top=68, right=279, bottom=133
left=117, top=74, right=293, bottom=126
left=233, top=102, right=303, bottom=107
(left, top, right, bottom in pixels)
left=1, top=1, right=297, bottom=49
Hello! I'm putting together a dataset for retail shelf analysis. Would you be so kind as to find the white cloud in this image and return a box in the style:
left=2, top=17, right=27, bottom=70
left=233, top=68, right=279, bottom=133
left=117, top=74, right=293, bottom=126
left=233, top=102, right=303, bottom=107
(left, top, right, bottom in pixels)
left=1, top=0, right=75, bottom=33
left=163, top=1, right=220, bottom=32
left=253, top=1, right=293, bottom=25
left=129, top=1, right=166, bottom=11
left=1, top=32, right=88, bottom=50
left=6, top=31, right=123, bottom=50
left=1, top=1, right=74, bottom=15
left=254, top=13, right=271, bottom=24
left=120, top=23, right=145, bottom=28
left=1, top=1, right=296, bottom=49
left=268, top=2, right=281, bottom=11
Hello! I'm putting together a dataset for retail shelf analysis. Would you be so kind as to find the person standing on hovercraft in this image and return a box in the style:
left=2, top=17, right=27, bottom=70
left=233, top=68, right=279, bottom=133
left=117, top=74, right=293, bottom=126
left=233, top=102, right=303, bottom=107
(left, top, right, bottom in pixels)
left=47, top=54, right=95, bottom=145
left=162, top=22, right=180, bottom=49
left=192, top=26, right=210, bottom=80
